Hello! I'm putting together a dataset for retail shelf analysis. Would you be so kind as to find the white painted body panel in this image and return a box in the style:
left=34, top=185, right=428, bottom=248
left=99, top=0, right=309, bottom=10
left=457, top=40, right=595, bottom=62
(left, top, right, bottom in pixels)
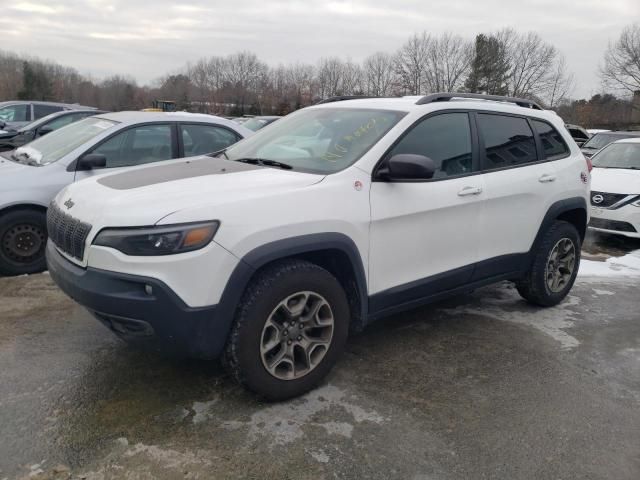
left=49, top=97, right=590, bottom=308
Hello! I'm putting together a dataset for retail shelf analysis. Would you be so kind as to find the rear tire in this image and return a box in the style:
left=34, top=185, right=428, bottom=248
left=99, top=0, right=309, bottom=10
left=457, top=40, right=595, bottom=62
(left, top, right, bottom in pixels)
left=516, top=220, right=581, bottom=307
left=223, top=259, right=350, bottom=401
left=0, top=209, right=47, bottom=276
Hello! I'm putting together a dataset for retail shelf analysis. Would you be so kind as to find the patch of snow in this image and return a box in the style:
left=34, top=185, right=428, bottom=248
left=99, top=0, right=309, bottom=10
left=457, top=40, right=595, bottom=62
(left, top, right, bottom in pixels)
left=579, top=250, right=640, bottom=278
left=191, top=398, right=218, bottom=424
left=441, top=287, right=581, bottom=349
left=221, top=384, right=384, bottom=447
left=592, top=288, right=615, bottom=296
left=123, top=443, right=213, bottom=469
left=309, top=449, right=330, bottom=463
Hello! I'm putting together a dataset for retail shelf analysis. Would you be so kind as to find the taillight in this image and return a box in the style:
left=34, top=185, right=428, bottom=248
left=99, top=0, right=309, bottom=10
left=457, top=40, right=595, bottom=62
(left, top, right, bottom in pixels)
left=584, top=155, right=593, bottom=172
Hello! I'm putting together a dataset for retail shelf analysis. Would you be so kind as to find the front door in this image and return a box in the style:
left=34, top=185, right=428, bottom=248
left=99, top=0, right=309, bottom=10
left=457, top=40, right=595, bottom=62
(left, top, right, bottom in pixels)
left=369, top=111, right=485, bottom=313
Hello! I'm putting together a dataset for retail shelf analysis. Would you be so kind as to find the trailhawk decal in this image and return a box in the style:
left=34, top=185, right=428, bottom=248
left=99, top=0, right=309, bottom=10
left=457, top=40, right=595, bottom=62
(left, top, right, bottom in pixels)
left=97, top=157, right=261, bottom=190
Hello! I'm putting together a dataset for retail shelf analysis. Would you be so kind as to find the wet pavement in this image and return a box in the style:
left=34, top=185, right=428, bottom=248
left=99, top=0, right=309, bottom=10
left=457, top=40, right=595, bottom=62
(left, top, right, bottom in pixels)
left=1, top=232, right=639, bottom=479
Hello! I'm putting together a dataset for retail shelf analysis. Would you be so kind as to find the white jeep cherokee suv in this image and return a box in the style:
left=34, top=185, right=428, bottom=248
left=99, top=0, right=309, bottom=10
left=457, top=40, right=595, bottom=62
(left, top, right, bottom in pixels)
left=46, top=93, right=590, bottom=400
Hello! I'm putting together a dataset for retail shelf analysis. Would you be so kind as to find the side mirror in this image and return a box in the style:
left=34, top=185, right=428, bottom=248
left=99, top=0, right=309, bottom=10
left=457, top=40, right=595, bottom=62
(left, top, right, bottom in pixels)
left=77, top=153, right=106, bottom=170
left=378, top=154, right=436, bottom=181
left=37, top=125, right=53, bottom=137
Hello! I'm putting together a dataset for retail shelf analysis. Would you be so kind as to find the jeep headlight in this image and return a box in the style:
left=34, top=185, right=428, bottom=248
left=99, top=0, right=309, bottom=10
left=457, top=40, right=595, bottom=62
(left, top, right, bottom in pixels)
left=93, top=221, right=220, bottom=256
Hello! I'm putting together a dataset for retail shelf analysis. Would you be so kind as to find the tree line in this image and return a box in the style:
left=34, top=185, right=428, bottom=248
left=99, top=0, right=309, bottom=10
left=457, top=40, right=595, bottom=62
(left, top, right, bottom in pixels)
left=1, top=23, right=638, bottom=127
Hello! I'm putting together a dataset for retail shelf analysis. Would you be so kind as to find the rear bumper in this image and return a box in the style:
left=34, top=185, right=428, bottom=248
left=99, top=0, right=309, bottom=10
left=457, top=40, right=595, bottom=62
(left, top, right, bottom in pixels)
left=46, top=241, right=229, bottom=358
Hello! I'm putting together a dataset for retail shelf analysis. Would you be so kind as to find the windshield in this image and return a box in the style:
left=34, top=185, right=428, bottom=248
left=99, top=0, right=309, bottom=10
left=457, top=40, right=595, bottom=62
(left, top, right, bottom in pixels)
left=223, top=108, right=406, bottom=174
left=12, top=117, right=117, bottom=166
left=582, top=133, right=637, bottom=150
left=592, top=143, right=640, bottom=169
left=242, top=118, right=272, bottom=131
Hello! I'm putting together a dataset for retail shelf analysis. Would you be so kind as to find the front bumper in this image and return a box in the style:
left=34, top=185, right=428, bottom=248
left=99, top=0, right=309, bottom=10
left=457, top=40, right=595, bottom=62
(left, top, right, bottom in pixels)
left=589, top=205, right=640, bottom=239
left=46, top=241, right=229, bottom=358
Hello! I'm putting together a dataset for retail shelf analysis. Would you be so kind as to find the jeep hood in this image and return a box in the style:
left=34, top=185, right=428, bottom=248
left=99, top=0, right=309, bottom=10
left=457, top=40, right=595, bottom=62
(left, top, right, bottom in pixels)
left=591, top=167, right=640, bottom=195
left=55, top=156, right=325, bottom=228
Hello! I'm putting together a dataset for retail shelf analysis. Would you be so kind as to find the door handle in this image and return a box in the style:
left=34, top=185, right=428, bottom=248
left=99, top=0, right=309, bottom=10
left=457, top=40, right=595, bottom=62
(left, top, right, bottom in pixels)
left=457, top=186, right=483, bottom=196
left=538, top=173, right=557, bottom=183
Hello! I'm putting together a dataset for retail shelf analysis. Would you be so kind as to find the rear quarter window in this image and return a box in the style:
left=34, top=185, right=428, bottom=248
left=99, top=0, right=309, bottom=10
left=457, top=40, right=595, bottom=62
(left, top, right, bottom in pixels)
left=532, top=120, right=570, bottom=160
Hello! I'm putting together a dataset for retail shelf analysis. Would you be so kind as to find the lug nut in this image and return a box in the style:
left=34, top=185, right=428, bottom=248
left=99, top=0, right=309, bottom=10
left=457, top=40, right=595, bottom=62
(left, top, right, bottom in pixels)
left=287, top=340, right=292, bottom=345
left=297, top=336, right=302, bottom=341
left=283, top=330, right=288, bottom=336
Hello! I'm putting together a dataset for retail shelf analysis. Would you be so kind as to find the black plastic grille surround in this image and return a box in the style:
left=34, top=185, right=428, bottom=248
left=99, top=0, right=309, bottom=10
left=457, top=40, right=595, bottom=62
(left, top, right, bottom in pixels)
left=589, top=218, right=637, bottom=233
left=46, top=202, right=92, bottom=260
left=590, top=191, right=630, bottom=208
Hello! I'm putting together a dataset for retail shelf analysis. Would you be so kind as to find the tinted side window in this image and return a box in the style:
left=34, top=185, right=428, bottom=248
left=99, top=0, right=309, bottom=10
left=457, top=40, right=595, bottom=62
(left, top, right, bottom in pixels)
left=0, top=104, right=29, bottom=122
left=181, top=124, right=240, bottom=157
left=532, top=120, right=569, bottom=159
left=388, top=112, right=473, bottom=178
left=34, top=104, right=63, bottom=119
left=93, top=124, right=173, bottom=168
left=45, top=114, right=77, bottom=131
left=478, top=114, right=537, bottom=169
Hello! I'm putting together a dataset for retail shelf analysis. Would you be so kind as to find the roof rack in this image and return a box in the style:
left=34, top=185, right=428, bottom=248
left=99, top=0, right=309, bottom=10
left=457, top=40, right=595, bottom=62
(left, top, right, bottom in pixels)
left=416, top=92, right=543, bottom=110
left=315, top=95, right=381, bottom=105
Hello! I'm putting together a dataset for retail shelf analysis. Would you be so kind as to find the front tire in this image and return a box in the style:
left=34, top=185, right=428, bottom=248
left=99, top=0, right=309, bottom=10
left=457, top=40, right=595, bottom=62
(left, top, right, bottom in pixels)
left=223, top=259, right=350, bottom=401
left=516, top=220, right=581, bottom=307
left=0, top=209, right=47, bottom=276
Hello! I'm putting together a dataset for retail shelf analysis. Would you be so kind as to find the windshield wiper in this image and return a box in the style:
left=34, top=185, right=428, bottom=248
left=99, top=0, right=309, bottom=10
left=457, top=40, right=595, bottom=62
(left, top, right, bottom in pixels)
left=234, top=158, right=293, bottom=170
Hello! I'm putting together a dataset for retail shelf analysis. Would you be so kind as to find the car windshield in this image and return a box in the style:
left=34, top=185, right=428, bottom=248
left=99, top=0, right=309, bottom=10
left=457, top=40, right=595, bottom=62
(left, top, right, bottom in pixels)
left=592, top=143, right=640, bottom=170
left=582, top=133, right=637, bottom=150
left=242, top=118, right=271, bottom=131
left=12, top=117, right=117, bottom=166
left=223, top=108, right=406, bottom=174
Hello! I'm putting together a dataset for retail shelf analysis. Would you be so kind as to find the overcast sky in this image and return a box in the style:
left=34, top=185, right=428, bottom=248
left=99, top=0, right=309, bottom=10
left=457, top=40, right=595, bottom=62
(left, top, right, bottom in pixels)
left=2, top=0, right=639, bottom=98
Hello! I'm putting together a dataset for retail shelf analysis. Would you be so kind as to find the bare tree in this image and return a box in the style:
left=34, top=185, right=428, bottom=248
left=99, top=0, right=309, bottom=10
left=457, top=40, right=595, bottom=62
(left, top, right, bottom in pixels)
left=545, top=56, right=575, bottom=108
left=316, top=57, right=344, bottom=98
left=395, top=32, right=431, bottom=94
left=341, top=60, right=363, bottom=95
left=505, top=30, right=558, bottom=98
left=601, top=23, right=640, bottom=95
left=423, top=33, right=472, bottom=92
left=363, top=52, right=397, bottom=96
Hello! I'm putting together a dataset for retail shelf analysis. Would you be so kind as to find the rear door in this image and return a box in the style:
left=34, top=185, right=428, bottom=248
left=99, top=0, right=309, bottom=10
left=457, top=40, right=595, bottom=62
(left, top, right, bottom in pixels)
left=368, top=111, right=486, bottom=310
left=178, top=123, right=242, bottom=157
left=473, top=113, right=568, bottom=275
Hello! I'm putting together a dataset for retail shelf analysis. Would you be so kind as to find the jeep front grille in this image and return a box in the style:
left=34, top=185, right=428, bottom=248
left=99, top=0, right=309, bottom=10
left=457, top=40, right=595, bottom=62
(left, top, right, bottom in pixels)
left=47, top=202, right=92, bottom=260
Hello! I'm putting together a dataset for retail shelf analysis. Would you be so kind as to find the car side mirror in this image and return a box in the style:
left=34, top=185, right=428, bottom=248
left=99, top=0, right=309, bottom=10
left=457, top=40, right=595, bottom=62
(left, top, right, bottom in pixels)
left=37, top=125, right=53, bottom=137
left=378, top=154, right=436, bottom=181
left=77, top=153, right=106, bottom=170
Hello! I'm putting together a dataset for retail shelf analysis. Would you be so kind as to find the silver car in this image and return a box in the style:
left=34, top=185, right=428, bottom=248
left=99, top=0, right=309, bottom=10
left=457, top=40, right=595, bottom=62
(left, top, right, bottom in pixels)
left=0, top=101, right=95, bottom=130
left=0, top=111, right=253, bottom=275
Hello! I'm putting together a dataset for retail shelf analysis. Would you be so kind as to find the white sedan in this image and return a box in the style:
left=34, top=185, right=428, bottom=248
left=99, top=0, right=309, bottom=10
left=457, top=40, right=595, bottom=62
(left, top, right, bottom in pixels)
left=589, top=137, right=640, bottom=238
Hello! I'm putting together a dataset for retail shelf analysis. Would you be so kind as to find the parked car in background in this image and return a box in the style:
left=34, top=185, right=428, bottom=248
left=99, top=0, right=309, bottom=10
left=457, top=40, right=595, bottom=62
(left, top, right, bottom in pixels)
left=0, top=112, right=252, bottom=276
left=565, top=124, right=590, bottom=146
left=0, top=109, right=107, bottom=151
left=242, top=116, right=282, bottom=131
left=581, top=131, right=640, bottom=157
left=589, top=138, right=640, bottom=238
left=0, top=101, right=95, bottom=130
